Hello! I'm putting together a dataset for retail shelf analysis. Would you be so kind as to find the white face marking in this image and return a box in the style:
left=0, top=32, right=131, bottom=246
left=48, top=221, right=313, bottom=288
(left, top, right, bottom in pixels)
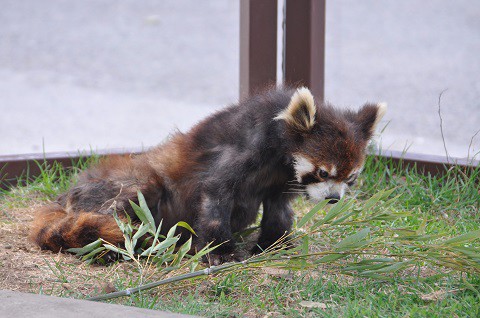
left=293, top=156, right=364, bottom=201
left=293, top=155, right=315, bottom=182
left=306, top=180, right=348, bottom=201
left=330, top=166, right=338, bottom=177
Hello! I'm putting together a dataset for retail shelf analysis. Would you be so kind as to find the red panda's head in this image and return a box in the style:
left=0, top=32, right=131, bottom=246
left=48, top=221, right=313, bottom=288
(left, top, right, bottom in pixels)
left=275, top=87, right=387, bottom=202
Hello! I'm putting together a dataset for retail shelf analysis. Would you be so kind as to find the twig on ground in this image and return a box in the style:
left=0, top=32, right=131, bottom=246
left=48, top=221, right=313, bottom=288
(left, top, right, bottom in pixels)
left=437, top=89, right=450, bottom=163
left=467, top=129, right=480, bottom=161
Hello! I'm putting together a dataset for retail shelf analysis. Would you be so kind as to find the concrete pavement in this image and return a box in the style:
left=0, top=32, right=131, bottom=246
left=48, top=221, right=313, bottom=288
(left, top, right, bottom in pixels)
left=0, top=290, right=197, bottom=318
left=0, top=0, right=478, bottom=159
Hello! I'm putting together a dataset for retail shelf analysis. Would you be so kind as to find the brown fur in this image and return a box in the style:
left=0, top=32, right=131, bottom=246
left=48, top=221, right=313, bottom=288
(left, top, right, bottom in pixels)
left=29, top=87, right=385, bottom=263
left=29, top=204, right=124, bottom=252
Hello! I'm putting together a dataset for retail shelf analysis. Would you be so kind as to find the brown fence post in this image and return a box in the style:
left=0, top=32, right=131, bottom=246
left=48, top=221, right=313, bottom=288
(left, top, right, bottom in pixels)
left=239, top=0, right=278, bottom=100
left=284, top=0, right=326, bottom=102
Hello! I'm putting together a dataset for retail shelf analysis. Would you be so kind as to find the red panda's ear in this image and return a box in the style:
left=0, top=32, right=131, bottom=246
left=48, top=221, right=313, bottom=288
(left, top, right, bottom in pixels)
left=356, top=102, right=387, bottom=139
left=274, top=87, right=316, bottom=132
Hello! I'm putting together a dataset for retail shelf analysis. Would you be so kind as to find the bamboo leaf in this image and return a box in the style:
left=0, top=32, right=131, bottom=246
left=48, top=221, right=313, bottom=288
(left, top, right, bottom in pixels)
left=166, top=224, right=178, bottom=239
left=153, top=245, right=176, bottom=265
left=355, top=258, right=396, bottom=264
left=140, top=219, right=165, bottom=257
left=301, top=235, right=309, bottom=255
left=124, top=239, right=134, bottom=256
left=81, top=247, right=106, bottom=261
left=315, top=253, right=346, bottom=263
left=313, top=199, right=354, bottom=228
left=129, top=200, right=154, bottom=232
left=395, top=234, right=441, bottom=241
left=443, top=230, right=480, bottom=246
left=361, top=261, right=413, bottom=274
left=103, top=244, right=123, bottom=255
left=133, top=223, right=150, bottom=240
left=363, top=189, right=395, bottom=211
left=185, top=242, right=221, bottom=267
left=334, top=228, right=370, bottom=251
left=177, top=221, right=197, bottom=236
left=189, top=260, right=199, bottom=272
left=357, top=273, right=394, bottom=280
left=382, top=193, right=403, bottom=208
left=113, top=211, right=129, bottom=235
left=137, top=190, right=156, bottom=232
left=67, top=239, right=103, bottom=256
left=330, top=210, right=358, bottom=225
left=454, top=247, right=480, bottom=258
left=297, top=199, right=330, bottom=228
left=342, top=263, right=392, bottom=272
left=171, top=237, right=192, bottom=267
left=147, top=237, right=179, bottom=256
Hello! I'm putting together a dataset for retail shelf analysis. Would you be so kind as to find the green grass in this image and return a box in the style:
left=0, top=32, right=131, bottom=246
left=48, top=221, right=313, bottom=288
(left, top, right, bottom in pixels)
left=138, top=271, right=480, bottom=317
left=1, top=154, right=479, bottom=317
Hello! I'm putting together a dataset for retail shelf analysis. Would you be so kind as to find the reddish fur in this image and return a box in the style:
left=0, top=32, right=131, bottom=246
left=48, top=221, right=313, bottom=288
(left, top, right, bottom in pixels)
left=29, top=87, right=383, bottom=262
left=30, top=204, right=124, bottom=253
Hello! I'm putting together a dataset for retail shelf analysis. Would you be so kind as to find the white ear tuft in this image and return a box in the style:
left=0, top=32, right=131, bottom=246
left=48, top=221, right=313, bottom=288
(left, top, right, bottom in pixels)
left=274, top=87, right=316, bottom=131
left=372, top=102, right=387, bottom=131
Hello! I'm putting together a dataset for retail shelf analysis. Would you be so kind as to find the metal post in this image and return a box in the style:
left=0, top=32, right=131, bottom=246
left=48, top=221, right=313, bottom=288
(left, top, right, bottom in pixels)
left=284, top=0, right=326, bottom=102
left=239, top=0, right=277, bottom=100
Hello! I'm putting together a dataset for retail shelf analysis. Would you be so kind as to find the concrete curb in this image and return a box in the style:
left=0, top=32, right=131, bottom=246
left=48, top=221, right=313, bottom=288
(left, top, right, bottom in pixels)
left=0, top=290, right=198, bottom=318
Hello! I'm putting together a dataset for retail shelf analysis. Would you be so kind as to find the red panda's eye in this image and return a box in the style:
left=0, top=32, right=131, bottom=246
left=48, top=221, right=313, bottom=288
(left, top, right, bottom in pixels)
left=318, top=169, right=329, bottom=179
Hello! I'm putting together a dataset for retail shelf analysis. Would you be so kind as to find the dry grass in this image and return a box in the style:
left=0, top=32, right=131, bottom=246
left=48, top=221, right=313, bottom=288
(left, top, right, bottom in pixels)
left=0, top=193, right=129, bottom=296
left=1, top=154, right=479, bottom=317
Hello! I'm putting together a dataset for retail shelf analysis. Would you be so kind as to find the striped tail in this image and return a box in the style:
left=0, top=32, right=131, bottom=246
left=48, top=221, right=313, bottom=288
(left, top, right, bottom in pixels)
left=29, top=204, right=124, bottom=253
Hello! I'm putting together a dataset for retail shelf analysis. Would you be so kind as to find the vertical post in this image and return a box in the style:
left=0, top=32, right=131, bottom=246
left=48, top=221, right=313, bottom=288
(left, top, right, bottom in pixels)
left=284, top=0, right=326, bottom=102
left=239, top=0, right=277, bottom=100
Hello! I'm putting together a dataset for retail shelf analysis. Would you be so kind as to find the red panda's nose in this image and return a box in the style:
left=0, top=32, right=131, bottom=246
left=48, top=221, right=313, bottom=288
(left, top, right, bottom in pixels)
left=326, top=194, right=340, bottom=204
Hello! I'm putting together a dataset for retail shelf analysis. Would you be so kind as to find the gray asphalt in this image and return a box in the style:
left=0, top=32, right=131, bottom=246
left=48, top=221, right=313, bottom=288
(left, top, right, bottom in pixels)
left=0, top=0, right=479, bottom=159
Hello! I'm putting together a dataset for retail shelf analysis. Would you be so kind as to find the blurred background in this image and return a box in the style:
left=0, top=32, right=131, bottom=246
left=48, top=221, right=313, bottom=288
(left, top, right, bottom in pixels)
left=0, top=0, right=479, bottom=159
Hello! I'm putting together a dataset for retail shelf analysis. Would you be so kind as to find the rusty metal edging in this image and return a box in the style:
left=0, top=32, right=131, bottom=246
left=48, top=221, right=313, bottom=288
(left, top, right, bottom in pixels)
left=1, top=148, right=477, bottom=190
left=378, top=150, right=479, bottom=175
left=0, top=148, right=144, bottom=190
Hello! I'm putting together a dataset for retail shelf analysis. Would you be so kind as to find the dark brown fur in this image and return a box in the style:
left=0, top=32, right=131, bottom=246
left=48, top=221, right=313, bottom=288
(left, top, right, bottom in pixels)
left=29, top=87, right=384, bottom=263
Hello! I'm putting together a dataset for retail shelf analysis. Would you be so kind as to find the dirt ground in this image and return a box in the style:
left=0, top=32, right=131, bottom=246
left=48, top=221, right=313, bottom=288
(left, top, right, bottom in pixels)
left=0, top=195, right=135, bottom=297
left=0, top=192, right=258, bottom=298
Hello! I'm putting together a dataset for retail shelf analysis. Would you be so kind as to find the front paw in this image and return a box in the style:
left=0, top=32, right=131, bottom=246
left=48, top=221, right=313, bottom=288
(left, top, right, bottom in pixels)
left=203, top=251, right=245, bottom=266
left=198, top=239, right=238, bottom=265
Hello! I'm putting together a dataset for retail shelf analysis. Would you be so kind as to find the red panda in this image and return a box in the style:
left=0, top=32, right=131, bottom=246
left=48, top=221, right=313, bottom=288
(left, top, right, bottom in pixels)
left=29, top=87, right=386, bottom=264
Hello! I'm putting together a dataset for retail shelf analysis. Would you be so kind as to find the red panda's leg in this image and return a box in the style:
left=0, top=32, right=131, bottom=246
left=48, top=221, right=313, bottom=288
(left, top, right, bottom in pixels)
left=253, top=193, right=294, bottom=254
left=196, top=192, right=236, bottom=262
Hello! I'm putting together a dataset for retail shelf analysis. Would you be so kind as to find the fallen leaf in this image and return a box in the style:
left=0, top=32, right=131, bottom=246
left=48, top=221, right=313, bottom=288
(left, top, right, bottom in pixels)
left=100, top=282, right=117, bottom=294
left=420, top=289, right=458, bottom=302
left=262, top=267, right=293, bottom=280
left=262, top=312, right=285, bottom=318
left=299, top=301, right=328, bottom=309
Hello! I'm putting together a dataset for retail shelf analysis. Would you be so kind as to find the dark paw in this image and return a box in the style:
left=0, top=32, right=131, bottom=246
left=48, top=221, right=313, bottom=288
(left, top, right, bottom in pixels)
left=94, top=249, right=121, bottom=265
left=202, top=251, right=245, bottom=266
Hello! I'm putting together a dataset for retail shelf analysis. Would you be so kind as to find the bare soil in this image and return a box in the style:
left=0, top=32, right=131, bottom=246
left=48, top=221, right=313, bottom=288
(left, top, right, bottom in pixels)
left=0, top=190, right=258, bottom=298
left=0, top=193, right=136, bottom=297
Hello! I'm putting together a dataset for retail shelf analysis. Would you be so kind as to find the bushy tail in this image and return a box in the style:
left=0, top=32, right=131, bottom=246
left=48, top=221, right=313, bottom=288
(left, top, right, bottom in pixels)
left=29, top=204, right=124, bottom=253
